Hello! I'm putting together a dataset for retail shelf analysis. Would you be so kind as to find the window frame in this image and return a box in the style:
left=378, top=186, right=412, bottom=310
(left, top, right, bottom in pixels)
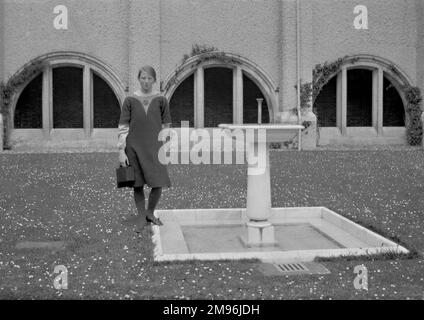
left=11, top=53, right=126, bottom=142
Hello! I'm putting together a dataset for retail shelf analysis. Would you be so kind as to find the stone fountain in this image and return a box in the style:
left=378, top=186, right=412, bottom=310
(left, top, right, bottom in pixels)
left=151, top=106, right=408, bottom=262
left=218, top=123, right=303, bottom=247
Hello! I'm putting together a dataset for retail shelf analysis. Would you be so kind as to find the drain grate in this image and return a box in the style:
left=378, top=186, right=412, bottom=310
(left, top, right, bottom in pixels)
left=277, top=263, right=308, bottom=273
left=257, top=261, right=331, bottom=276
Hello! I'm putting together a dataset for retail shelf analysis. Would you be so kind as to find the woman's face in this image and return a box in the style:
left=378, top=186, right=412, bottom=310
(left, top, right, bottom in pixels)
left=139, top=71, right=155, bottom=92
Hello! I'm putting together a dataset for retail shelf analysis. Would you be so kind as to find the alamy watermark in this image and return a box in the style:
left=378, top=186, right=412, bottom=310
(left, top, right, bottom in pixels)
left=157, top=121, right=267, bottom=175
left=353, top=264, right=368, bottom=291
left=52, top=4, right=369, bottom=31
left=53, top=265, right=68, bottom=290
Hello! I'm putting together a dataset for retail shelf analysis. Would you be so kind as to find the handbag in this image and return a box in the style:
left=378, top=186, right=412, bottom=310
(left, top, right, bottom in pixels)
left=116, top=165, right=135, bottom=188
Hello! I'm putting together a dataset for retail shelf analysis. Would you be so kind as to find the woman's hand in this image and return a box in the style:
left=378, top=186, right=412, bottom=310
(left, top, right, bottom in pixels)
left=119, top=150, right=129, bottom=167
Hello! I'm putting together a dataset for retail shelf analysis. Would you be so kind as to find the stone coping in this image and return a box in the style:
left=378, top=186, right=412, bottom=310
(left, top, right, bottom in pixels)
left=152, top=207, right=409, bottom=263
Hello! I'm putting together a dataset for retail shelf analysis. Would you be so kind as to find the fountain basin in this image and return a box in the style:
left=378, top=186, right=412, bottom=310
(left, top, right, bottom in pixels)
left=152, top=207, right=408, bottom=263
left=218, top=123, right=304, bottom=143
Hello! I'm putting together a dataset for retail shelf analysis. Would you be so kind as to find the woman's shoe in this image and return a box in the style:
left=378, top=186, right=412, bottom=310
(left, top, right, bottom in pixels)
left=146, top=211, right=163, bottom=226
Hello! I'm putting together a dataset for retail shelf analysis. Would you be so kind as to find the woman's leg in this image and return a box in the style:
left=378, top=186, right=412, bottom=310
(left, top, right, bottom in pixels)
left=146, top=187, right=163, bottom=225
left=134, top=186, right=147, bottom=217
left=147, top=187, right=162, bottom=212
left=133, top=186, right=149, bottom=231
left=122, top=186, right=146, bottom=227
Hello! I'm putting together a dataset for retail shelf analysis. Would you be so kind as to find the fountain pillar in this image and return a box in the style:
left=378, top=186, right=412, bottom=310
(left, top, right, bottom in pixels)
left=218, top=123, right=304, bottom=247
left=243, top=139, right=276, bottom=246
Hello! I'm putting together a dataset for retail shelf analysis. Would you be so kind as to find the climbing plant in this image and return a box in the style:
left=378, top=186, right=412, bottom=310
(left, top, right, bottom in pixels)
left=402, top=85, right=423, bottom=146
left=294, top=56, right=358, bottom=114
left=163, top=44, right=240, bottom=92
left=0, top=60, right=46, bottom=149
left=181, top=44, right=219, bottom=64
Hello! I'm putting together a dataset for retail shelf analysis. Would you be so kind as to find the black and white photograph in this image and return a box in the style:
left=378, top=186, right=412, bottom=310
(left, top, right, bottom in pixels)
left=0, top=0, right=423, bottom=305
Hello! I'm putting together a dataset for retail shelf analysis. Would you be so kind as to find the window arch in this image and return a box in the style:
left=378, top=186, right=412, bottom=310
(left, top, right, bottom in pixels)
left=11, top=51, right=126, bottom=139
left=313, top=55, right=411, bottom=138
left=162, top=52, right=277, bottom=128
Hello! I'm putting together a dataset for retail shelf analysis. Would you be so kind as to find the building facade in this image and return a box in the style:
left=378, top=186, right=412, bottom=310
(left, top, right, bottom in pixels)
left=1, top=0, right=424, bottom=149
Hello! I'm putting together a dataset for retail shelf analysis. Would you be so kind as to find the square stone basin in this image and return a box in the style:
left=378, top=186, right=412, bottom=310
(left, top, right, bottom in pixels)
left=151, top=207, right=408, bottom=262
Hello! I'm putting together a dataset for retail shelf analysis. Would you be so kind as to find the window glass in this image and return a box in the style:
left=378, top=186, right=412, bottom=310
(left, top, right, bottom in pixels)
left=53, top=67, right=83, bottom=128
left=93, top=72, right=120, bottom=128
left=14, top=73, right=42, bottom=128
left=347, top=69, right=373, bottom=127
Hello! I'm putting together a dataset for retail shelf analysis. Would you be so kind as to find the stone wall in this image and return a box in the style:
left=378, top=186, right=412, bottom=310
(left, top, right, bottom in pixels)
left=1, top=0, right=423, bottom=149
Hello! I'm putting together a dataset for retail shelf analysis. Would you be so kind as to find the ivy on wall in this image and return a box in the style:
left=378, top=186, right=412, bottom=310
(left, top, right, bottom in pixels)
left=293, top=56, right=358, bottom=115
left=162, top=44, right=240, bottom=93
left=0, top=60, right=46, bottom=149
left=181, top=44, right=219, bottom=64
left=402, top=85, right=423, bottom=146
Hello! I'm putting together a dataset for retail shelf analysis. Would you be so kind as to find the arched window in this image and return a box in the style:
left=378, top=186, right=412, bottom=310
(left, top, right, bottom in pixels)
left=313, top=56, right=409, bottom=143
left=12, top=53, right=125, bottom=140
left=162, top=52, right=276, bottom=128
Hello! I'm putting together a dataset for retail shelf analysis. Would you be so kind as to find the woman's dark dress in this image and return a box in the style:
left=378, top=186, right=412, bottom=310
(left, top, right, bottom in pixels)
left=118, top=94, right=172, bottom=188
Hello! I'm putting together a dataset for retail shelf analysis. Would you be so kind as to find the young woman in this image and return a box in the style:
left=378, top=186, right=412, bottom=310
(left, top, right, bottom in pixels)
left=118, top=65, right=172, bottom=232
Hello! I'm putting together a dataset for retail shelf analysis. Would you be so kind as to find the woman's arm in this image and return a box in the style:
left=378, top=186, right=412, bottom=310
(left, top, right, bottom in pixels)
left=160, top=96, right=172, bottom=126
left=117, top=97, right=131, bottom=151
left=160, top=97, right=172, bottom=142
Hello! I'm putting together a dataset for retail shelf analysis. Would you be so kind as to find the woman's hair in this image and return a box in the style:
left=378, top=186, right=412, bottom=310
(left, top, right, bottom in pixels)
left=138, top=65, right=156, bottom=81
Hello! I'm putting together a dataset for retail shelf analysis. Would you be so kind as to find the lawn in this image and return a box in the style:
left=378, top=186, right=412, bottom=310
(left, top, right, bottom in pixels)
left=0, top=149, right=423, bottom=299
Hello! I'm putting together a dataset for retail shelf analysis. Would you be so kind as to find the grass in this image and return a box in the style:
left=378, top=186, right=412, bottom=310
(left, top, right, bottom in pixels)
left=314, top=249, right=420, bottom=263
left=0, top=149, right=424, bottom=299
